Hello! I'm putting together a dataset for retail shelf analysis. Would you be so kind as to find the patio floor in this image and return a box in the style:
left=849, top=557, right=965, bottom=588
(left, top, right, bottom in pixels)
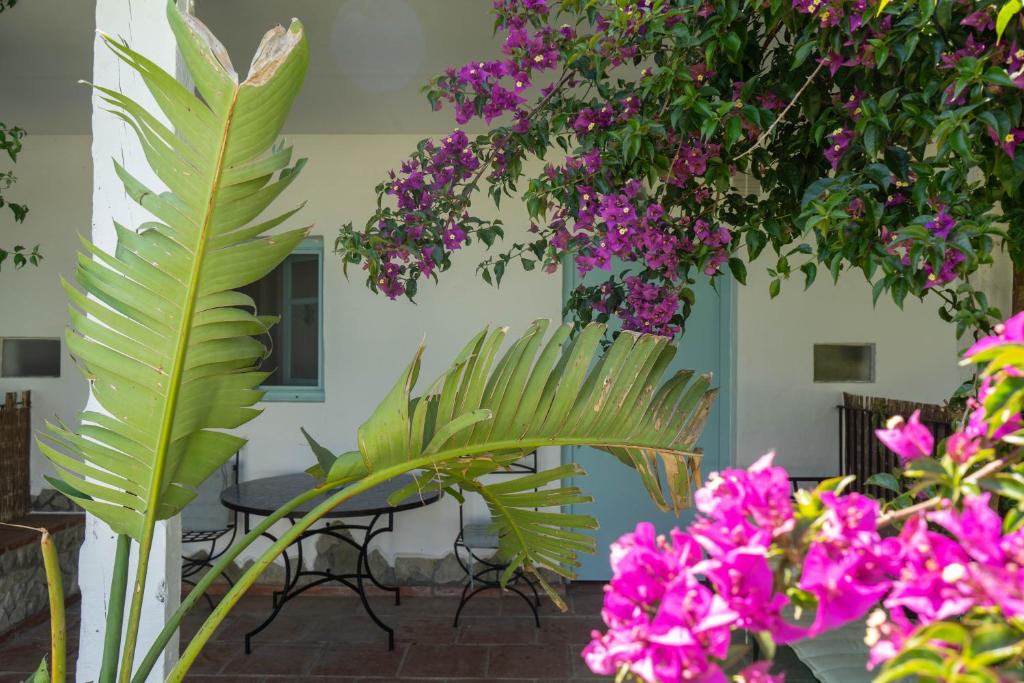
left=0, top=583, right=819, bottom=682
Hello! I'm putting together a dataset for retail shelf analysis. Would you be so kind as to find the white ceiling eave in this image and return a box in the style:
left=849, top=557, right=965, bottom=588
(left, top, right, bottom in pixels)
left=0, top=0, right=505, bottom=135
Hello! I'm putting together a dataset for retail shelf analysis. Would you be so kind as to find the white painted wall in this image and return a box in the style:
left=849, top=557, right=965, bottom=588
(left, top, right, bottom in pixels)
left=0, top=134, right=91, bottom=490
left=733, top=255, right=1012, bottom=474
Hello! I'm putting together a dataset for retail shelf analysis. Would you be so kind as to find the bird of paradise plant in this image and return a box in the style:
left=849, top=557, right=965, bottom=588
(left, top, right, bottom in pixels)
left=26, top=3, right=718, bottom=682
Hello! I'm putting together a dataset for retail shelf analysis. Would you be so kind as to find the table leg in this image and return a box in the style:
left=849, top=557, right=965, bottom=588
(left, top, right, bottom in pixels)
left=361, top=512, right=400, bottom=605
left=244, top=525, right=288, bottom=654
left=355, top=513, right=396, bottom=649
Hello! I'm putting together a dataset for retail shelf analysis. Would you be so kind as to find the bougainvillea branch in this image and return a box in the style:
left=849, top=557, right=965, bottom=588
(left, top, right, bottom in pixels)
left=338, top=0, right=1023, bottom=339
left=734, top=62, right=827, bottom=161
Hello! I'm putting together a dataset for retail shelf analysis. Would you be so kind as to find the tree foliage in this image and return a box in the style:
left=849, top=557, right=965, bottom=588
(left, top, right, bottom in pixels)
left=0, top=0, right=40, bottom=271
left=338, top=0, right=1024, bottom=338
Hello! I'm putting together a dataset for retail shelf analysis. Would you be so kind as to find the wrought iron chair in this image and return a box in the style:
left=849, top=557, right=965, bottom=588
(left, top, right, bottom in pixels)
left=181, top=451, right=240, bottom=608
left=452, top=450, right=542, bottom=627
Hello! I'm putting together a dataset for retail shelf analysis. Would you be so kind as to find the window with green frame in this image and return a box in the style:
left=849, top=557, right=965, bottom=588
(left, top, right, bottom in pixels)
left=239, top=237, right=324, bottom=401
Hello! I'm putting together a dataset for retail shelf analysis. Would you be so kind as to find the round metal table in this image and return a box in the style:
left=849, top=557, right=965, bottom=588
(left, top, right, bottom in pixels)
left=221, top=473, right=442, bottom=652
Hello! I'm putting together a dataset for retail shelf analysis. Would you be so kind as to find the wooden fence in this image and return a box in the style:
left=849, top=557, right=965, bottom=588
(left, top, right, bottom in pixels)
left=839, top=392, right=955, bottom=498
left=0, top=391, right=31, bottom=522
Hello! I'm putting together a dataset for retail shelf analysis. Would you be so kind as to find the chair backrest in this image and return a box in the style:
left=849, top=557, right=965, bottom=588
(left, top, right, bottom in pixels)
left=180, top=452, right=239, bottom=532
left=457, top=450, right=538, bottom=540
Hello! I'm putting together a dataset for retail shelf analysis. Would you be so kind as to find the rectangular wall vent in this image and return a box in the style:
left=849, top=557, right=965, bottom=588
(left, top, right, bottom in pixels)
left=813, top=343, right=875, bottom=383
left=1, top=338, right=61, bottom=378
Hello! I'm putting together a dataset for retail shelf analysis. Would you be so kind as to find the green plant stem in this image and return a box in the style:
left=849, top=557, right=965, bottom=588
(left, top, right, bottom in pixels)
left=117, top=535, right=153, bottom=683
left=39, top=530, right=66, bottom=683
left=99, top=534, right=131, bottom=683
left=878, top=456, right=1012, bottom=527
left=130, top=487, right=325, bottom=683
left=0, top=523, right=66, bottom=683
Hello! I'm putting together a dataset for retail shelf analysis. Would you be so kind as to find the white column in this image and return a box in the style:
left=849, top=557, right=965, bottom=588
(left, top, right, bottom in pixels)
left=77, top=1, right=190, bottom=681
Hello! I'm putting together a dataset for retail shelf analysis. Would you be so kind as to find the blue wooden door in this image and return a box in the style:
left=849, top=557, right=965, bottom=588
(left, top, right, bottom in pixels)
left=563, top=269, right=732, bottom=580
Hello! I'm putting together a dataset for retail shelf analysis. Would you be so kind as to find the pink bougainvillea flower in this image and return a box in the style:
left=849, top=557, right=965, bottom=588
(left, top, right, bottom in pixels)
left=698, top=546, right=806, bottom=643
left=865, top=607, right=914, bottom=669
left=875, top=410, right=933, bottom=463
left=929, top=494, right=1003, bottom=565
left=736, top=661, right=785, bottom=683
left=692, top=451, right=795, bottom=552
left=584, top=522, right=738, bottom=683
left=799, top=493, right=895, bottom=635
left=884, top=514, right=976, bottom=622
left=944, top=431, right=980, bottom=463
left=964, top=310, right=1024, bottom=357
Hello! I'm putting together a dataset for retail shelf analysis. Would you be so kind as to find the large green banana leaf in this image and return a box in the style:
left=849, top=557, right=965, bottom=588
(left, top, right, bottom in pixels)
left=305, top=319, right=717, bottom=598
left=39, top=4, right=310, bottom=541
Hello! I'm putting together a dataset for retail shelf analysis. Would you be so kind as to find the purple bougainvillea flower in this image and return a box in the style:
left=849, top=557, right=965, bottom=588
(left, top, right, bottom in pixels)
left=996, top=128, right=1024, bottom=159
left=925, top=207, right=955, bottom=239
left=961, top=8, right=995, bottom=31
left=1007, top=43, right=1024, bottom=88
left=875, top=410, right=933, bottom=463
left=824, top=127, right=855, bottom=171
left=375, top=262, right=406, bottom=299
left=922, top=248, right=965, bottom=289
left=442, top=223, right=467, bottom=250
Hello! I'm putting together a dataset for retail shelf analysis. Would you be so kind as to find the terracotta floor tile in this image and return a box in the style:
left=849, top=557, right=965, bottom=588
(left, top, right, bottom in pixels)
left=539, top=616, right=602, bottom=646
left=568, top=592, right=604, bottom=615
left=487, top=643, right=571, bottom=679
left=302, top=614, right=390, bottom=645
left=310, top=643, right=407, bottom=677
left=221, top=643, right=321, bottom=677
left=457, top=616, right=539, bottom=645
left=0, top=637, right=53, bottom=673
left=398, top=643, right=489, bottom=678
left=393, top=616, right=459, bottom=646
left=179, top=640, right=240, bottom=675
left=1, top=584, right=617, bottom=681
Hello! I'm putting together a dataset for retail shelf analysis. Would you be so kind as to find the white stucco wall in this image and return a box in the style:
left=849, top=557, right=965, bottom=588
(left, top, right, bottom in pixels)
left=0, top=134, right=92, bottom=489
left=733, top=255, right=1012, bottom=474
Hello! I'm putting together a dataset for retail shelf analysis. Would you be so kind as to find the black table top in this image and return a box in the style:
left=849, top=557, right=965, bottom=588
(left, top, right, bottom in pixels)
left=220, top=473, right=442, bottom=519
